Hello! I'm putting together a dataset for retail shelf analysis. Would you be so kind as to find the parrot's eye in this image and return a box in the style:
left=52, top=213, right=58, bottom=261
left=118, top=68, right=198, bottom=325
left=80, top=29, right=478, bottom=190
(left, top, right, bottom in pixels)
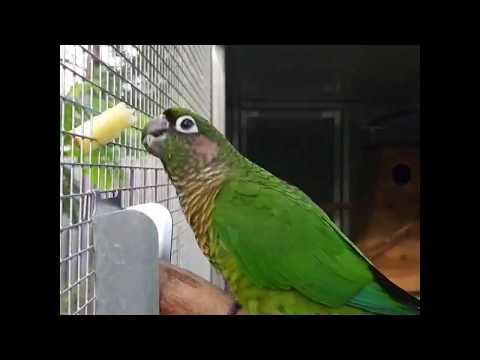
left=181, top=118, right=194, bottom=129
left=175, top=115, right=198, bottom=134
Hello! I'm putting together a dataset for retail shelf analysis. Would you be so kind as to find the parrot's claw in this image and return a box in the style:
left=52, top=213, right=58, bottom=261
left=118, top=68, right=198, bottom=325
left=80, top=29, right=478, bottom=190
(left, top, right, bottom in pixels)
left=227, top=301, right=242, bottom=315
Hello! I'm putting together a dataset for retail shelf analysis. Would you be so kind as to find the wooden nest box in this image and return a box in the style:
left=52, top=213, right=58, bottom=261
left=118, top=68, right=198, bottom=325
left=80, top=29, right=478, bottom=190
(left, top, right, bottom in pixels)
left=355, top=147, right=420, bottom=294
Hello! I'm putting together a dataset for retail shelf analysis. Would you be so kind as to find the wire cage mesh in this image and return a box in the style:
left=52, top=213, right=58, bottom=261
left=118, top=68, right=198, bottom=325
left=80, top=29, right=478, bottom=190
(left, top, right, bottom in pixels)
left=60, top=45, right=212, bottom=315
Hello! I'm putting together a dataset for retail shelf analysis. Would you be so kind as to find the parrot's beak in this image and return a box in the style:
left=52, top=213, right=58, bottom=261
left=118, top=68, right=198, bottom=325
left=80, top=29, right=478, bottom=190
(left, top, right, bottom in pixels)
left=143, top=134, right=154, bottom=150
left=142, top=114, right=169, bottom=153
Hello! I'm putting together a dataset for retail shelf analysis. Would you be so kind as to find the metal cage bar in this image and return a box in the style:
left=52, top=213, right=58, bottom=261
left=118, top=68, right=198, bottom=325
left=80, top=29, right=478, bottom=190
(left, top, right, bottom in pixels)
left=60, top=45, right=212, bottom=315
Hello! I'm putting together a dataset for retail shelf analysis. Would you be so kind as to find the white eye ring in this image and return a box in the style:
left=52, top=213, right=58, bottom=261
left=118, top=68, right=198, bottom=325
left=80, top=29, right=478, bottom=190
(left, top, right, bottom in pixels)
left=175, top=115, right=199, bottom=134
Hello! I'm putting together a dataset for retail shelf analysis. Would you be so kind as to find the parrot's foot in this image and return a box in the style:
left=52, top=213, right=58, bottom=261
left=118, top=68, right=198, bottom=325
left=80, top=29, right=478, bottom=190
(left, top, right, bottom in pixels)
left=227, top=301, right=242, bottom=315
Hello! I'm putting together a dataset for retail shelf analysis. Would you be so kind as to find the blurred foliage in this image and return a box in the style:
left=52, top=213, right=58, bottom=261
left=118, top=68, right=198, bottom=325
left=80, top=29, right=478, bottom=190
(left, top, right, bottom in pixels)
left=62, top=66, right=117, bottom=190
left=61, top=64, right=151, bottom=194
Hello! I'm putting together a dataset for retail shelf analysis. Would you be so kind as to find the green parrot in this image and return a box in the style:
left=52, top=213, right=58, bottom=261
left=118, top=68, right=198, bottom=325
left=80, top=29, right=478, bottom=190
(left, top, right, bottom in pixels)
left=142, top=107, right=420, bottom=315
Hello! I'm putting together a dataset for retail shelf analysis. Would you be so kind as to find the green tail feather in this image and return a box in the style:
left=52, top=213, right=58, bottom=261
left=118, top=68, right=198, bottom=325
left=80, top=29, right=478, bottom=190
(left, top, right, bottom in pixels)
left=348, top=268, right=420, bottom=315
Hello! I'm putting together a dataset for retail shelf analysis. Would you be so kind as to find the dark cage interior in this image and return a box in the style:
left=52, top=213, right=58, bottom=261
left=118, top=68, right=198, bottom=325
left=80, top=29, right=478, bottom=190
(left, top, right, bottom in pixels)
left=225, top=45, right=420, bottom=294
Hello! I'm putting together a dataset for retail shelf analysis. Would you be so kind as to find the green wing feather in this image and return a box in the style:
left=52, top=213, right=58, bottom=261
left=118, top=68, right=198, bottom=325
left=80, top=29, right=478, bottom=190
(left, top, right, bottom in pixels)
left=212, top=168, right=419, bottom=314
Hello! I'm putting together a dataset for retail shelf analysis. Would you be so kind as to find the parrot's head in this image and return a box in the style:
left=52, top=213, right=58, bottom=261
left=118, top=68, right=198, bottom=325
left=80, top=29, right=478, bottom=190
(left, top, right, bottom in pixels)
left=142, top=107, right=236, bottom=181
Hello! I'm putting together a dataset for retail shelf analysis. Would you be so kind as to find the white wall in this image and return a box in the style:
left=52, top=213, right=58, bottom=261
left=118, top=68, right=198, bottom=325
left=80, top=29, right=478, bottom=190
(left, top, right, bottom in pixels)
left=209, top=45, right=227, bottom=288
left=212, top=45, right=226, bottom=134
left=174, top=45, right=227, bottom=286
